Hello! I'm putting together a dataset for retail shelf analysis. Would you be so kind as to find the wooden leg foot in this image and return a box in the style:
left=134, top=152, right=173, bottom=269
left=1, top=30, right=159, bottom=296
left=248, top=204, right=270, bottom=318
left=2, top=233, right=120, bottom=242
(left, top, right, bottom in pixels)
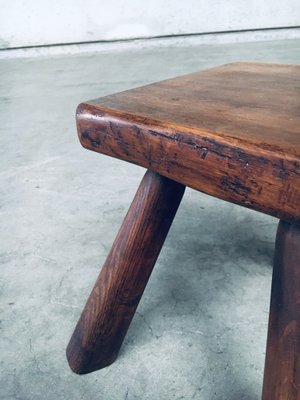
left=262, top=220, right=300, bottom=399
left=66, top=170, right=185, bottom=374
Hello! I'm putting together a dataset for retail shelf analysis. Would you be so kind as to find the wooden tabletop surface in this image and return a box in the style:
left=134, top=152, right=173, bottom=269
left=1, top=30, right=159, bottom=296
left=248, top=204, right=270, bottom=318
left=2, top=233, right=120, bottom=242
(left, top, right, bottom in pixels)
left=77, top=62, right=300, bottom=223
left=89, top=62, right=300, bottom=159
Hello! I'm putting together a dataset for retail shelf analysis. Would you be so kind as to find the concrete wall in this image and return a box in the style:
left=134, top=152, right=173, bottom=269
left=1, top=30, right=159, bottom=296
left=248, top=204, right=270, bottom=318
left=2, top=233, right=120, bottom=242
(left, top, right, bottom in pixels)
left=1, top=0, right=300, bottom=49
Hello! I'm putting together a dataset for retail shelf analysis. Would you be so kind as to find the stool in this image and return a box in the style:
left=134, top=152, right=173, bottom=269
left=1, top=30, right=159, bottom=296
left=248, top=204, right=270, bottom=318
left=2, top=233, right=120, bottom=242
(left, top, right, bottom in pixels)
left=66, top=62, right=300, bottom=399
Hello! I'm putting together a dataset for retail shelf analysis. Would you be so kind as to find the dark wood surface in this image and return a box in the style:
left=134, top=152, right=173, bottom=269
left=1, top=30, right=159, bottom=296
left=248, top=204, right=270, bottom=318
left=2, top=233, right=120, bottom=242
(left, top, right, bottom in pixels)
left=76, top=62, right=300, bottom=223
left=263, top=220, right=300, bottom=399
left=66, top=170, right=185, bottom=374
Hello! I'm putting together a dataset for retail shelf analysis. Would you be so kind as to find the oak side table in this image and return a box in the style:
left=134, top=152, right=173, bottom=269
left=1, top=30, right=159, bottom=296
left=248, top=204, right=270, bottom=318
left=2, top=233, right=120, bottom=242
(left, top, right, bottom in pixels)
left=66, top=62, right=300, bottom=399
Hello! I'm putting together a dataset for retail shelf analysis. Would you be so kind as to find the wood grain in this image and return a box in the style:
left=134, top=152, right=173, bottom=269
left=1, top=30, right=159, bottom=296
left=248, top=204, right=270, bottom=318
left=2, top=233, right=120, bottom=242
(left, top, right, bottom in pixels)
left=66, top=170, right=185, bottom=374
left=76, top=62, right=300, bottom=223
left=263, top=220, right=300, bottom=399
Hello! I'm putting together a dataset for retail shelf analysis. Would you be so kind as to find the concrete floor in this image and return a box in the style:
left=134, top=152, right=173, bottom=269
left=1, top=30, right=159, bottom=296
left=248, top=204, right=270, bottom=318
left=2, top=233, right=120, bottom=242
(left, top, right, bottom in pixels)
left=0, top=39, right=299, bottom=400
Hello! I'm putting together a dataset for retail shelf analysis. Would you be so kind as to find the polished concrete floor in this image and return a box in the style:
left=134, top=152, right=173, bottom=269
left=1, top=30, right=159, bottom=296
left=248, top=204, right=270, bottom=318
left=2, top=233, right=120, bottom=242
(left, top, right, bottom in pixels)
left=0, top=39, right=299, bottom=400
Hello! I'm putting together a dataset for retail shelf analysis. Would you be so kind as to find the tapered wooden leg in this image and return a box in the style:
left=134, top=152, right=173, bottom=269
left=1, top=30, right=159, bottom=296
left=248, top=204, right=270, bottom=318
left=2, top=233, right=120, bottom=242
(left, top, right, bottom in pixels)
left=262, top=220, right=300, bottom=399
left=66, top=170, right=185, bottom=374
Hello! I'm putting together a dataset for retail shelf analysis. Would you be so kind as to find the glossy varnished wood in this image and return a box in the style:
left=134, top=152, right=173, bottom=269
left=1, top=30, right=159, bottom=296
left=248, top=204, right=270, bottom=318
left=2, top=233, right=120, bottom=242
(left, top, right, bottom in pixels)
left=66, top=170, right=185, bottom=374
left=77, top=62, right=300, bottom=223
left=263, top=220, right=300, bottom=400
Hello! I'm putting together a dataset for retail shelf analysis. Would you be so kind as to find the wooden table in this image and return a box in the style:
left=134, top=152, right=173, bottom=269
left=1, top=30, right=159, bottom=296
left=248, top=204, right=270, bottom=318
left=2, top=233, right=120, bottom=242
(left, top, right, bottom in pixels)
left=66, top=62, right=300, bottom=399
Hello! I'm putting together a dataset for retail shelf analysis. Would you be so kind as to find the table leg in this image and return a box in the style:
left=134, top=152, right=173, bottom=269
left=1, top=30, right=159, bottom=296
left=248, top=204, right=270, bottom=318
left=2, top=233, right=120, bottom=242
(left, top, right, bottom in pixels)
left=262, top=220, right=300, bottom=399
left=66, top=170, right=185, bottom=374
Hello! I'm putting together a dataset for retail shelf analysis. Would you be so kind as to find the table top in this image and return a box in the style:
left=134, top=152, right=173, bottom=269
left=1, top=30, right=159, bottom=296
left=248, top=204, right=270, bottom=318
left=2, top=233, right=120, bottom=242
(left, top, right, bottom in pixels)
left=77, top=62, right=300, bottom=223
left=89, top=62, right=300, bottom=159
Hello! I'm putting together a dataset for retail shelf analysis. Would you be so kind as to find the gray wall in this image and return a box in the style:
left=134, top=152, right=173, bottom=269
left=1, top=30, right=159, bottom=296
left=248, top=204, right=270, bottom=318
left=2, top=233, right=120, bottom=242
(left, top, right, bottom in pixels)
left=0, top=0, right=300, bottom=49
